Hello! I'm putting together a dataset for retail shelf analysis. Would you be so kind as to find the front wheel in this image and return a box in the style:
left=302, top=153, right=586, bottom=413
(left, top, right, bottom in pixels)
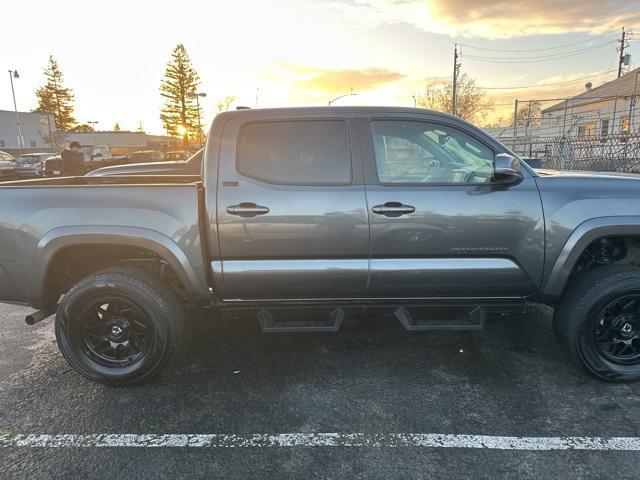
left=55, top=267, right=184, bottom=386
left=554, top=265, right=640, bottom=382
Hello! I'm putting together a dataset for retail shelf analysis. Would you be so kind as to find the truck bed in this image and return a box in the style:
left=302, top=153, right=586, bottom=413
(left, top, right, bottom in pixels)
left=0, top=177, right=209, bottom=307
left=0, top=175, right=200, bottom=187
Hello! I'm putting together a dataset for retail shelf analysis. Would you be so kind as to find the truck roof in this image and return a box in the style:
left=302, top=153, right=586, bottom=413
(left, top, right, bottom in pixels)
left=217, top=106, right=460, bottom=120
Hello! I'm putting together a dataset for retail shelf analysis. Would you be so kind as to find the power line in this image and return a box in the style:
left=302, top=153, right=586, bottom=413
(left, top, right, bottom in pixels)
left=478, top=69, right=618, bottom=90
left=461, top=31, right=617, bottom=53
left=463, top=40, right=616, bottom=63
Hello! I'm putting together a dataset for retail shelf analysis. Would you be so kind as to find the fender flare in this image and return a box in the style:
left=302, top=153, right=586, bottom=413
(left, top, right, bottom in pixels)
left=28, top=225, right=208, bottom=307
left=543, top=216, right=640, bottom=297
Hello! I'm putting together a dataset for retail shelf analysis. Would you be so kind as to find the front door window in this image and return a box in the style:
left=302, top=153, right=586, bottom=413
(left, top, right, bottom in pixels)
left=372, top=121, right=494, bottom=184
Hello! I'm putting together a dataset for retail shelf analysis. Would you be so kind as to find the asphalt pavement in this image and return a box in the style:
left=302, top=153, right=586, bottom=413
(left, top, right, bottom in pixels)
left=1, top=302, right=640, bottom=479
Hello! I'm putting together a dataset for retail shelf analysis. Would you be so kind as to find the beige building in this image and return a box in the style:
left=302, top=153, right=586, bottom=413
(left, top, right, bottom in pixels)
left=541, top=67, right=640, bottom=137
left=0, top=110, right=55, bottom=149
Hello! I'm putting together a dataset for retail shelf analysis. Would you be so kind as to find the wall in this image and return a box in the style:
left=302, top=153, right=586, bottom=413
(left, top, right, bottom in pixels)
left=541, top=97, right=636, bottom=137
left=0, top=110, right=55, bottom=149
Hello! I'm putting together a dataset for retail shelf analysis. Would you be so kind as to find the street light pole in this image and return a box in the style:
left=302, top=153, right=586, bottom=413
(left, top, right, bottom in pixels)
left=8, top=70, right=23, bottom=155
left=328, top=88, right=357, bottom=106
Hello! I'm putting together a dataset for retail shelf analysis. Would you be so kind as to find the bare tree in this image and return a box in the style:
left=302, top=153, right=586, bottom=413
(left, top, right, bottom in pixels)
left=513, top=100, right=542, bottom=128
left=216, top=95, right=236, bottom=113
left=416, top=73, right=494, bottom=124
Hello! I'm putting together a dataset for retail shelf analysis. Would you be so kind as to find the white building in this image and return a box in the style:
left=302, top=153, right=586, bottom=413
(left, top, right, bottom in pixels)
left=0, top=110, right=55, bottom=149
left=541, top=67, right=640, bottom=137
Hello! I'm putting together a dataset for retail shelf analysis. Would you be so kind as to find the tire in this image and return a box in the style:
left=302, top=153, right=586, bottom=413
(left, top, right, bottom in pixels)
left=55, top=267, right=184, bottom=386
left=554, top=265, right=640, bottom=382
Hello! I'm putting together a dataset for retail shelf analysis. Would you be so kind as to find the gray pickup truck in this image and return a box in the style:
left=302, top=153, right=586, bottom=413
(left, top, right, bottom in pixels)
left=2, top=107, right=640, bottom=385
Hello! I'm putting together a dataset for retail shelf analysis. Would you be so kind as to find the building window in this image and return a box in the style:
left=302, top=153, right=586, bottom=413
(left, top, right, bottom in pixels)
left=600, top=119, right=609, bottom=136
left=578, top=123, right=597, bottom=137
left=621, top=116, right=630, bottom=134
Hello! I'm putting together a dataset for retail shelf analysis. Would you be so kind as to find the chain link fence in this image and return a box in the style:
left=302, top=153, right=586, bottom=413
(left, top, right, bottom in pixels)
left=487, top=90, right=640, bottom=171
left=505, top=133, right=640, bottom=172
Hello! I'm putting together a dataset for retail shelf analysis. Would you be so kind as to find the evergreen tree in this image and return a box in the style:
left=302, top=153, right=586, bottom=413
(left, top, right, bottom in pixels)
left=34, top=55, right=77, bottom=131
left=160, top=44, right=202, bottom=145
left=113, top=122, right=121, bottom=132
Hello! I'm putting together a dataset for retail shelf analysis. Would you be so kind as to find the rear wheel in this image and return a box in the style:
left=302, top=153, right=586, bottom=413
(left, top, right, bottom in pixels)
left=55, top=267, right=184, bottom=386
left=554, top=265, right=640, bottom=382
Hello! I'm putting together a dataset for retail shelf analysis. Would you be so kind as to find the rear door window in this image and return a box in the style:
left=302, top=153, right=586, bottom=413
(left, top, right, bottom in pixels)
left=237, top=120, right=352, bottom=185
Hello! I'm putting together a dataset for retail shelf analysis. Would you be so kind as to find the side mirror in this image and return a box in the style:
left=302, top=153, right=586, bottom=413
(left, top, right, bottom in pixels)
left=493, top=153, right=522, bottom=184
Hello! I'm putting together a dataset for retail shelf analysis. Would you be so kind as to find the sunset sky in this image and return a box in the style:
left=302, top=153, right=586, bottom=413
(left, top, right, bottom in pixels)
left=1, top=0, right=639, bottom=133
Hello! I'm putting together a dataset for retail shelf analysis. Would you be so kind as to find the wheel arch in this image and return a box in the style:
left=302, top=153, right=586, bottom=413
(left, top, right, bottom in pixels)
left=29, top=225, right=209, bottom=309
left=543, top=216, right=640, bottom=299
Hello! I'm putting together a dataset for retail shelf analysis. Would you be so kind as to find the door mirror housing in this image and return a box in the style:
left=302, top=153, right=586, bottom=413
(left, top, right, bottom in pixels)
left=493, top=153, right=522, bottom=184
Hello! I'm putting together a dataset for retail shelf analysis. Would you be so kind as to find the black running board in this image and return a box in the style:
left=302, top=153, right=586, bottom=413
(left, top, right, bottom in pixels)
left=258, top=308, right=345, bottom=333
left=394, top=306, right=486, bottom=331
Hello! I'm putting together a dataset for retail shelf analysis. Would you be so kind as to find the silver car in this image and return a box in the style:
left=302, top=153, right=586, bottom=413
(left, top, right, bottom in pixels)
left=15, top=152, right=57, bottom=178
left=0, top=150, right=17, bottom=181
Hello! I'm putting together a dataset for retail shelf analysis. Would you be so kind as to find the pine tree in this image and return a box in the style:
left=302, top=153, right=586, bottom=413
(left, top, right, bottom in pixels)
left=160, top=44, right=202, bottom=145
left=34, top=55, right=77, bottom=131
left=113, top=122, right=121, bottom=132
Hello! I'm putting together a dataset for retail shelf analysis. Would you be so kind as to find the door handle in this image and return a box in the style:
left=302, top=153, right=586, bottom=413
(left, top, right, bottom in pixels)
left=226, top=202, right=270, bottom=218
left=372, top=202, right=415, bottom=217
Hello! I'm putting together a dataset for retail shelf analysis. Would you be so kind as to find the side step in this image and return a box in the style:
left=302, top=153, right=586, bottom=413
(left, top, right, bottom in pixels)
left=393, top=306, right=486, bottom=331
left=258, top=308, right=345, bottom=333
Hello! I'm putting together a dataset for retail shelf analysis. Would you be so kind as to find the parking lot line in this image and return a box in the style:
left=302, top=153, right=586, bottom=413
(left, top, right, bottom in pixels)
left=2, top=433, right=640, bottom=450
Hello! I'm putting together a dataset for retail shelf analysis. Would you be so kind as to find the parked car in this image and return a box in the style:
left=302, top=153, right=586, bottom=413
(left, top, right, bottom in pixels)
left=0, top=150, right=17, bottom=181
left=4, top=107, right=640, bottom=386
left=127, top=150, right=165, bottom=163
left=14, top=152, right=57, bottom=178
left=87, top=149, right=203, bottom=177
left=43, top=145, right=128, bottom=176
left=163, top=150, right=192, bottom=162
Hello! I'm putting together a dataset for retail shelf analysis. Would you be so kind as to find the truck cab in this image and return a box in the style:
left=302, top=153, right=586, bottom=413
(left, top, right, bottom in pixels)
left=205, top=108, right=543, bottom=302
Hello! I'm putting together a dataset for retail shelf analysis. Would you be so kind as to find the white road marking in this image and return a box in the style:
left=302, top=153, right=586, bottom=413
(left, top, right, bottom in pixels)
left=1, top=433, right=640, bottom=450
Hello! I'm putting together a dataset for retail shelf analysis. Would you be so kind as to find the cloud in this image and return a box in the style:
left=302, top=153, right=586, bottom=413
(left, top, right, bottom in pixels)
left=324, top=0, right=640, bottom=38
left=268, top=63, right=406, bottom=94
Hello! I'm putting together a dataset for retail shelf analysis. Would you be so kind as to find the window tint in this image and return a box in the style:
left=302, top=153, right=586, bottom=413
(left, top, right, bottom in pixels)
left=371, top=121, right=494, bottom=184
left=237, top=120, right=351, bottom=185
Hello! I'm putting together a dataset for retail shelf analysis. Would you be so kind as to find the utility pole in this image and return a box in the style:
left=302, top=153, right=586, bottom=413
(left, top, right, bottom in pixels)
left=618, top=27, right=627, bottom=78
left=452, top=43, right=461, bottom=116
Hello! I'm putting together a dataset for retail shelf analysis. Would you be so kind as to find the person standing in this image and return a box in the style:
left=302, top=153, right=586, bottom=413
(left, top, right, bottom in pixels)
left=60, top=141, right=85, bottom=176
